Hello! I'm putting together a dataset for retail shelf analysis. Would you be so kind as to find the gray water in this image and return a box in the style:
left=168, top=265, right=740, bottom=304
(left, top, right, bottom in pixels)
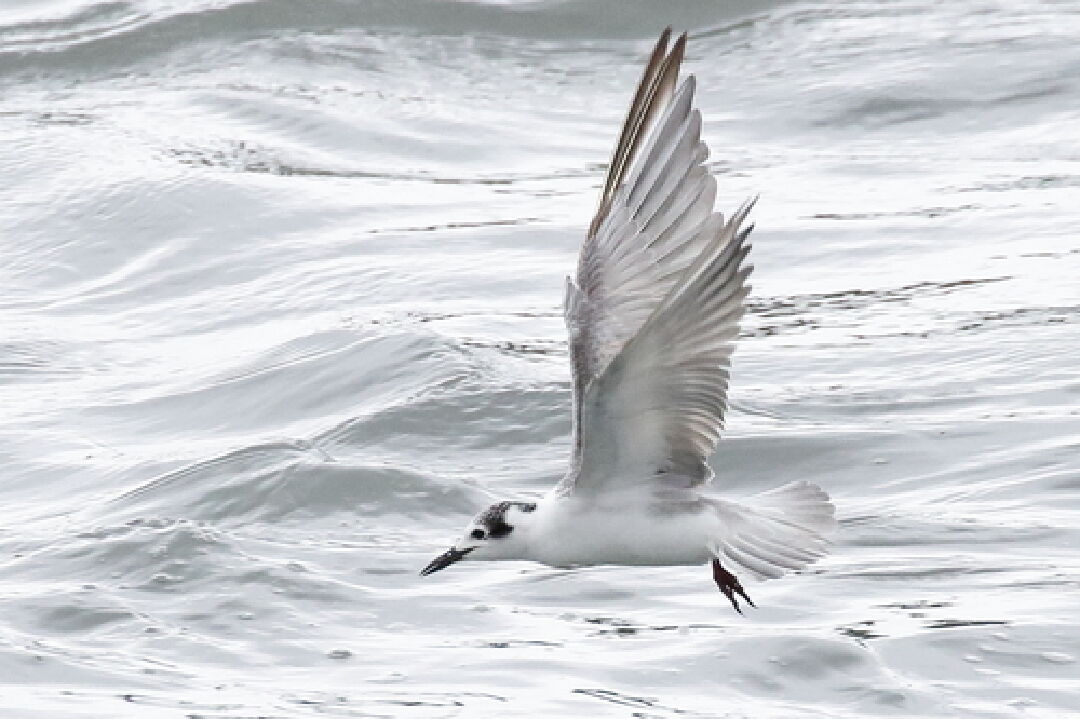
left=2, top=1, right=1079, bottom=717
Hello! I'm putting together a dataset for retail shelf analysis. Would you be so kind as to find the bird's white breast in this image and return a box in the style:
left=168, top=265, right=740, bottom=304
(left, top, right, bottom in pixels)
left=524, top=491, right=717, bottom=568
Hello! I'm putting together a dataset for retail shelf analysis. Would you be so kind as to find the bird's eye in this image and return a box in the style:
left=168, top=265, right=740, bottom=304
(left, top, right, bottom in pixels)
left=470, top=529, right=485, bottom=540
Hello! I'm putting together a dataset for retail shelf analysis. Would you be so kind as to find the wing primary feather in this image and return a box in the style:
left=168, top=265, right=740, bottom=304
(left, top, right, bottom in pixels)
left=589, top=29, right=670, bottom=237
left=589, top=30, right=687, bottom=239
left=653, top=197, right=757, bottom=319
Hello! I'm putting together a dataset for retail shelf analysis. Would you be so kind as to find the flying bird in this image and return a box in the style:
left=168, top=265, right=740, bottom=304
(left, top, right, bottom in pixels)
left=420, top=28, right=835, bottom=613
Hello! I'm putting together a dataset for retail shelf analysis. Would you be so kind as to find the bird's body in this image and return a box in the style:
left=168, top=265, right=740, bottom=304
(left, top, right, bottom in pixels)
left=503, top=489, right=718, bottom=568
left=420, top=29, right=835, bottom=613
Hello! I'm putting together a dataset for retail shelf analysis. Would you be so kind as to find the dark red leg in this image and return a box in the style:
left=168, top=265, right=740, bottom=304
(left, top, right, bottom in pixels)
left=712, top=559, right=755, bottom=614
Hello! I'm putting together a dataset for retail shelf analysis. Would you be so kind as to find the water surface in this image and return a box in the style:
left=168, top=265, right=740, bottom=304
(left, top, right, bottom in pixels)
left=2, top=1, right=1079, bottom=717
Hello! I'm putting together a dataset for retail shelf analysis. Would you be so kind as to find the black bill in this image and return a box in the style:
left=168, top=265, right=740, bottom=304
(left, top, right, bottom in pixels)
left=419, top=546, right=474, bottom=576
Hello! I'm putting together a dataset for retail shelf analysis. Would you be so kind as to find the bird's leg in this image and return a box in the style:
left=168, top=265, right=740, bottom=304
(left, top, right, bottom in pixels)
left=712, top=558, right=755, bottom=614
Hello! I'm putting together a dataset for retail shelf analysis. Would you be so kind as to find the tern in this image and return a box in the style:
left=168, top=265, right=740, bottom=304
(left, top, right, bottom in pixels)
left=420, top=29, right=835, bottom=613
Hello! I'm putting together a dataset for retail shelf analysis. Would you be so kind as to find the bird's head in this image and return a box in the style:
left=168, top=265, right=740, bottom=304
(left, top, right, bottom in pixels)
left=419, top=500, right=538, bottom=576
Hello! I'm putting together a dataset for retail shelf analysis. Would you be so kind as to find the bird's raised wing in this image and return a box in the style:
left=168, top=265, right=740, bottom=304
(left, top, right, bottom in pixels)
left=559, top=30, right=755, bottom=495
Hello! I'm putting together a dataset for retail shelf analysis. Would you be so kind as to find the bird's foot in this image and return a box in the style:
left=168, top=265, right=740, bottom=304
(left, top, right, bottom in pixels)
left=712, top=559, right=755, bottom=614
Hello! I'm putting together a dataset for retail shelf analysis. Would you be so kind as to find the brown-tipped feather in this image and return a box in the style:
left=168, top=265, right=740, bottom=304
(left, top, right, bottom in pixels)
left=598, top=28, right=671, bottom=207
left=589, top=29, right=687, bottom=239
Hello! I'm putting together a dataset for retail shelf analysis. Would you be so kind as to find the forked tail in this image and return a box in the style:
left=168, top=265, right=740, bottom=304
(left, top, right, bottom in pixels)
left=709, top=481, right=836, bottom=580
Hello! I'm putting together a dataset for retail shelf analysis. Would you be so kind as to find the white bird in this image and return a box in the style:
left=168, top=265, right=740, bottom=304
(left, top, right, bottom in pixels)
left=420, top=28, right=835, bottom=613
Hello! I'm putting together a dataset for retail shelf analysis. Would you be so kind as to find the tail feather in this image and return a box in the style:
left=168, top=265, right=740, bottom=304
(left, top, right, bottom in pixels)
left=710, top=481, right=836, bottom=581
left=753, top=480, right=837, bottom=534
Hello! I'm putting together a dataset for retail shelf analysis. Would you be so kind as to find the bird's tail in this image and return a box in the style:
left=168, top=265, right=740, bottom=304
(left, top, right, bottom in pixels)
left=709, top=481, right=836, bottom=581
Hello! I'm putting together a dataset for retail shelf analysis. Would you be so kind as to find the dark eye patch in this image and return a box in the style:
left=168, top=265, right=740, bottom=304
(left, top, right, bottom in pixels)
left=486, top=518, right=513, bottom=539
left=470, top=529, right=485, bottom=540
left=478, top=500, right=536, bottom=539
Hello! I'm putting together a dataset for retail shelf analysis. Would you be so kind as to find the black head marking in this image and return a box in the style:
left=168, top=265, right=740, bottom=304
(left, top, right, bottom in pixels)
left=478, top=501, right=537, bottom=539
